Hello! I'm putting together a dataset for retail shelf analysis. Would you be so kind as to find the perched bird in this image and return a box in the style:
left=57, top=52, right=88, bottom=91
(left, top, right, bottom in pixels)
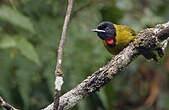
left=92, top=22, right=137, bottom=55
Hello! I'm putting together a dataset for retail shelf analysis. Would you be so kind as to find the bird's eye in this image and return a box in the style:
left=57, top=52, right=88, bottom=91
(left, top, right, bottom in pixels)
left=105, top=27, right=109, bottom=31
left=105, top=27, right=111, bottom=33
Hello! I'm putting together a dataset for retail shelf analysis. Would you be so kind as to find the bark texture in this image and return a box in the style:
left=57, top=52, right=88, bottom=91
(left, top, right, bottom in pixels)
left=43, top=21, right=169, bottom=110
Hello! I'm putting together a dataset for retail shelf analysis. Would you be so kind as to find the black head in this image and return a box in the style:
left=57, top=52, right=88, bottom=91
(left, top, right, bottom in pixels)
left=92, top=22, right=116, bottom=40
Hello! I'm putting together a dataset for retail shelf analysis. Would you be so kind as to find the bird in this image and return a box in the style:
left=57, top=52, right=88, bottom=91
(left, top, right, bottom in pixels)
left=92, top=22, right=137, bottom=55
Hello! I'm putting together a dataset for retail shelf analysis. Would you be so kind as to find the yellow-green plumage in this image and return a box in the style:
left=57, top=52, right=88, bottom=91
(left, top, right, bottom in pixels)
left=103, top=24, right=137, bottom=55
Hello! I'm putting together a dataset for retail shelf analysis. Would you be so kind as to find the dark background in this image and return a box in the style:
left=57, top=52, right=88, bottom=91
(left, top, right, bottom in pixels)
left=0, top=0, right=169, bottom=110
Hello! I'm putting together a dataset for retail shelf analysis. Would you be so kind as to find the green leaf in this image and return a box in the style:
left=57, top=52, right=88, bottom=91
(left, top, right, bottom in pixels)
left=16, top=38, right=40, bottom=65
left=77, top=100, right=87, bottom=110
left=0, top=50, right=13, bottom=102
left=16, top=69, right=32, bottom=109
left=0, top=36, right=16, bottom=48
left=43, top=61, right=55, bottom=95
left=97, top=90, right=109, bottom=110
left=0, top=5, right=34, bottom=33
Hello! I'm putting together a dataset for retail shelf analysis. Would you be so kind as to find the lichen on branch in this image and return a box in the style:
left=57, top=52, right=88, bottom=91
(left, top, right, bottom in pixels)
left=44, top=21, right=169, bottom=110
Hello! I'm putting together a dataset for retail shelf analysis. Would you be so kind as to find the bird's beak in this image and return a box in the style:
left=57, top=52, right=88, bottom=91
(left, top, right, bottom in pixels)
left=91, top=29, right=105, bottom=33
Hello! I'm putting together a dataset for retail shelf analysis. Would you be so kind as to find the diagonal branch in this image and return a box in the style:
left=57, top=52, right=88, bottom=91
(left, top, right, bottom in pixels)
left=53, top=0, right=74, bottom=110
left=44, top=21, right=169, bottom=110
left=0, top=96, right=19, bottom=110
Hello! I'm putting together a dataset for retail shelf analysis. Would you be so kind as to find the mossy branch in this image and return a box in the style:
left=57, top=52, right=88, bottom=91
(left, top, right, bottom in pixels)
left=43, top=21, right=169, bottom=110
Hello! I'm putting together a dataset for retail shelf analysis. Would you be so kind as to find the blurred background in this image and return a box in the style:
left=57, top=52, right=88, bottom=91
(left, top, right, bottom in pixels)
left=0, top=0, right=169, bottom=110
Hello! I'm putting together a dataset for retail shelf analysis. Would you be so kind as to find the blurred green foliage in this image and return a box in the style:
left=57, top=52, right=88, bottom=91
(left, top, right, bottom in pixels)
left=0, top=0, right=169, bottom=110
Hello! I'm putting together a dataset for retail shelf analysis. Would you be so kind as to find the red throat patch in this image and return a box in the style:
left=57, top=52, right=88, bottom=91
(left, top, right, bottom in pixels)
left=105, top=39, right=114, bottom=45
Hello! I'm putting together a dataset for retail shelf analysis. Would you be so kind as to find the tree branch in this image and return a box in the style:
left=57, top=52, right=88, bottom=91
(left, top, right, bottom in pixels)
left=53, top=0, right=74, bottom=110
left=0, top=96, right=19, bottom=110
left=44, top=21, right=169, bottom=110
